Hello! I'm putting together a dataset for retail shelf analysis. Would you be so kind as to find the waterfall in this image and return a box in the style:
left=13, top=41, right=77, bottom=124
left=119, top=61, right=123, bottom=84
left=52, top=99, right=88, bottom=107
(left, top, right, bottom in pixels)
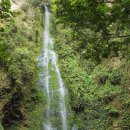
left=37, top=6, right=67, bottom=130
left=72, top=124, right=77, bottom=130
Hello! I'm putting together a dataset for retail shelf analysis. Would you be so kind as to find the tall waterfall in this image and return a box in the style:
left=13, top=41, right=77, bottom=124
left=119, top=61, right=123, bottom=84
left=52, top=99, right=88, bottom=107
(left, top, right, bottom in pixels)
left=37, top=6, right=67, bottom=130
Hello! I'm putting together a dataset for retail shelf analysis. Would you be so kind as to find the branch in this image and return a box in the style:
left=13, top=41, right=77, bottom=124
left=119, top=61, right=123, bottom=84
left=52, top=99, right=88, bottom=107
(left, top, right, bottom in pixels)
left=92, top=34, right=130, bottom=40
left=107, top=34, right=130, bottom=38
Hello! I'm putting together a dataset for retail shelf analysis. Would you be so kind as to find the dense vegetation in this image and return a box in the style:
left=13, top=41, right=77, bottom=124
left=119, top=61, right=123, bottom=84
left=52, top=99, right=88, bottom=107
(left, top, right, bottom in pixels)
left=0, top=0, right=46, bottom=129
left=52, top=0, right=130, bottom=130
left=0, top=0, right=130, bottom=130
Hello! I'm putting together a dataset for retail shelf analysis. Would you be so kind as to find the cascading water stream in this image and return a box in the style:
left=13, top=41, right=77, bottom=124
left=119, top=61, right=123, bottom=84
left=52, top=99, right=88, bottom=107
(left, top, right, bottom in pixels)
left=37, top=6, right=67, bottom=130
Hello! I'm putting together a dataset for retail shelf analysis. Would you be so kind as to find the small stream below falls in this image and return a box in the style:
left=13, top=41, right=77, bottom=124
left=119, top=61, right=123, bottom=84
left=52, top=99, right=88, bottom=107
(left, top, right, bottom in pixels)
left=37, top=6, right=68, bottom=130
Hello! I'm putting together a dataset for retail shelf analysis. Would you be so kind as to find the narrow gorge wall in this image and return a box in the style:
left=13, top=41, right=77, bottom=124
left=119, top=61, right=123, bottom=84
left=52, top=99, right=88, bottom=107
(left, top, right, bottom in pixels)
left=0, top=0, right=45, bottom=129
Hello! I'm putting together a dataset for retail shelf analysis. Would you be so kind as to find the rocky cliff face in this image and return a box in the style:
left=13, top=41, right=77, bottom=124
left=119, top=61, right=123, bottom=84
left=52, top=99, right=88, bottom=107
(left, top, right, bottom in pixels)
left=10, top=0, right=24, bottom=10
left=2, top=92, right=24, bottom=127
left=0, top=0, right=45, bottom=129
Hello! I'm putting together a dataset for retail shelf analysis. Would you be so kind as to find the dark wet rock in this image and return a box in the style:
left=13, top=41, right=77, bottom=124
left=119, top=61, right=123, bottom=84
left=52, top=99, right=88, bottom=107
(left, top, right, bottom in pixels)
left=110, top=76, right=121, bottom=85
left=0, top=87, right=10, bottom=97
left=97, top=75, right=108, bottom=85
left=10, top=78, right=16, bottom=88
left=2, top=91, right=24, bottom=127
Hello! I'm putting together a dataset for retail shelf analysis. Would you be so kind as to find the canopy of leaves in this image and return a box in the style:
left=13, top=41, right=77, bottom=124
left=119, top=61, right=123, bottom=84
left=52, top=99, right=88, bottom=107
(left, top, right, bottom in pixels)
left=53, top=0, right=130, bottom=62
left=53, top=0, right=130, bottom=34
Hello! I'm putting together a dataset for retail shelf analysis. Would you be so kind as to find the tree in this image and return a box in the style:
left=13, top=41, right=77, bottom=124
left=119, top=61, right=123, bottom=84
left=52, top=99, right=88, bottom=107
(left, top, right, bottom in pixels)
left=52, top=0, right=130, bottom=61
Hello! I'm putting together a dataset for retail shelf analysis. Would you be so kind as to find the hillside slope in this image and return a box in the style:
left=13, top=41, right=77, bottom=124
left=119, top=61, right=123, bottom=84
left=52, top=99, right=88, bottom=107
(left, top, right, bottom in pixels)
left=0, top=0, right=45, bottom=129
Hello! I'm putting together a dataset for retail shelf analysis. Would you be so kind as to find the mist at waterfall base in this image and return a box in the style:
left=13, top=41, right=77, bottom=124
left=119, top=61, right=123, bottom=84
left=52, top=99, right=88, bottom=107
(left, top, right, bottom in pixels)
left=37, top=6, right=69, bottom=130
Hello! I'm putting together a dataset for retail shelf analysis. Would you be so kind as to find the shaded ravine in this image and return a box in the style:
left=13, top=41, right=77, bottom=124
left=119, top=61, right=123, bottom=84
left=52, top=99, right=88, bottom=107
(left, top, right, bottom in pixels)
left=37, top=6, right=67, bottom=130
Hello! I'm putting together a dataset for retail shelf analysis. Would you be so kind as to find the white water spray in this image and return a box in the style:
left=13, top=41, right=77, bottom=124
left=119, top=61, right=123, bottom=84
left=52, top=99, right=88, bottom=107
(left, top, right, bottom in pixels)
left=72, top=124, right=77, bottom=130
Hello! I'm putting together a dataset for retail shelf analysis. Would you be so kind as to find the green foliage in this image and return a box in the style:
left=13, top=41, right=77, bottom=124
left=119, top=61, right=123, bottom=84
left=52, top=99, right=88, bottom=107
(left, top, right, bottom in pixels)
left=30, top=0, right=50, bottom=8
left=0, top=1, right=45, bottom=129
left=53, top=0, right=130, bottom=33
left=120, top=111, right=130, bottom=130
left=8, top=47, right=37, bottom=85
left=31, top=0, right=44, bottom=7
left=53, top=24, right=130, bottom=129
left=105, top=106, right=120, bottom=118
left=0, top=0, right=12, bottom=20
left=0, top=0, right=18, bottom=22
left=0, top=123, right=4, bottom=130
left=51, top=0, right=130, bottom=129
left=0, top=41, right=9, bottom=65
left=53, top=0, right=130, bottom=62
left=53, top=0, right=109, bottom=33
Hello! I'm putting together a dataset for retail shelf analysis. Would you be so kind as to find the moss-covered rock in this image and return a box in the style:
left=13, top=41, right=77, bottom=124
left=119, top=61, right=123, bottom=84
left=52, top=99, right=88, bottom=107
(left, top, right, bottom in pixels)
left=0, top=0, right=46, bottom=129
